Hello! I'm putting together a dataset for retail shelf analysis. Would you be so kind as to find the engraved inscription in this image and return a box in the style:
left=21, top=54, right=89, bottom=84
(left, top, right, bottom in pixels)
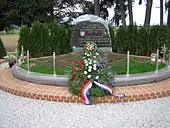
left=71, top=21, right=111, bottom=47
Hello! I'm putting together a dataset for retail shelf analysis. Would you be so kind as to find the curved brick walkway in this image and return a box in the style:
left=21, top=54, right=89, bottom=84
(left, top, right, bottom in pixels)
left=0, top=69, right=170, bottom=104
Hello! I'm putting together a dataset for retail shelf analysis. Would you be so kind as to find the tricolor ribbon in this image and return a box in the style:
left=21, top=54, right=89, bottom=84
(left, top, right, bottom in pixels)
left=81, top=81, right=125, bottom=105
left=81, top=81, right=93, bottom=105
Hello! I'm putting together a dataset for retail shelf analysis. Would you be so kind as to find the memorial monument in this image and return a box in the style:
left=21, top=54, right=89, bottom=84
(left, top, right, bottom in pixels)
left=71, top=14, right=112, bottom=52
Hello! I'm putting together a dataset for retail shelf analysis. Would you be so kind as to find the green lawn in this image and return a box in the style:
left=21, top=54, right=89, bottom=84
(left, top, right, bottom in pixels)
left=20, top=59, right=166, bottom=75
left=112, top=60, right=166, bottom=75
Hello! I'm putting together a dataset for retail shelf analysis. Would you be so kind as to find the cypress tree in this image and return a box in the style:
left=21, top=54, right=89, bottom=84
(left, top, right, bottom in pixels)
left=0, top=38, right=6, bottom=59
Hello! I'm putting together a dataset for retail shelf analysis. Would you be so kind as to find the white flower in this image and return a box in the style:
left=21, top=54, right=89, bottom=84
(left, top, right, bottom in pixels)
left=89, top=62, right=92, bottom=64
left=88, top=69, right=92, bottom=72
left=93, top=67, right=97, bottom=70
left=87, top=54, right=90, bottom=56
left=85, top=53, right=87, bottom=55
left=96, top=52, right=99, bottom=56
left=93, top=56, right=96, bottom=58
left=87, top=75, right=91, bottom=78
left=84, top=71, right=87, bottom=75
left=85, top=63, right=88, bottom=66
left=93, top=64, right=97, bottom=67
left=93, top=60, right=96, bottom=63
left=88, top=66, right=92, bottom=69
left=95, top=76, right=99, bottom=79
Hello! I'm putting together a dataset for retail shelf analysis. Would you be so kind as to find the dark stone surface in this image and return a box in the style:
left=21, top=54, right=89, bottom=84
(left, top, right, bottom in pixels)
left=71, top=21, right=111, bottom=47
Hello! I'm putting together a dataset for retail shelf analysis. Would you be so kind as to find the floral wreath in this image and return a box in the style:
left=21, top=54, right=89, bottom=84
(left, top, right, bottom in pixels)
left=69, top=42, right=125, bottom=105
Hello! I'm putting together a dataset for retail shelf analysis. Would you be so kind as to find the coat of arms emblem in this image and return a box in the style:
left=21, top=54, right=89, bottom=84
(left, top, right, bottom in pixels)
left=80, top=31, right=85, bottom=36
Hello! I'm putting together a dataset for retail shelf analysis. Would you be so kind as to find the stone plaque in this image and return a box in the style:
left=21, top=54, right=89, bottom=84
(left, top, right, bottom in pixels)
left=71, top=14, right=112, bottom=52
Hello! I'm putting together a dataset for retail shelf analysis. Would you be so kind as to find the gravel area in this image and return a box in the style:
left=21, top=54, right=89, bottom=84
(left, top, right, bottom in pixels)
left=0, top=90, right=170, bottom=128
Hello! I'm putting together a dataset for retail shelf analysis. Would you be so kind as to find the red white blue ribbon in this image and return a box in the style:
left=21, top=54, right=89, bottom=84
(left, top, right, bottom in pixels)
left=94, top=81, right=125, bottom=98
left=81, top=81, right=93, bottom=105
left=81, top=81, right=125, bottom=105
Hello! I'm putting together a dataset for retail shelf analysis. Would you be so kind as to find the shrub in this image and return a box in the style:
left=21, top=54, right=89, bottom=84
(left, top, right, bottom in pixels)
left=28, top=21, right=48, bottom=57
left=109, top=27, right=115, bottom=52
left=114, top=26, right=127, bottom=53
left=111, top=25, right=170, bottom=56
left=126, top=25, right=138, bottom=54
left=19, top=23, right=170, bottom=58
left=18, top=21, right=73, bottom=58
left=0, top=38, right=6, bottom=59
left=18, top=25, right=31, bottom=55
left=136, top=27, right=149, bottom=55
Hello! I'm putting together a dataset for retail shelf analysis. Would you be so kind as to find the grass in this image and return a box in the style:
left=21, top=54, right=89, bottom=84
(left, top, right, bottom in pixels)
left=20, top=59, right=167, bottom=75
left=30, top=65, right=65, bottom=75
left=112, top=59, right=166, bottom=75
left=20, top=61, right=65, bottom=75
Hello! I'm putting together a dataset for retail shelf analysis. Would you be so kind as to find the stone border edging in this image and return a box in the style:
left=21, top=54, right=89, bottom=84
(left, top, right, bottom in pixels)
left=11, top=65, right=69, bottom=86
left=11, top=64, right=170, bottom=86
left=0, top=69, right=170, bottom=104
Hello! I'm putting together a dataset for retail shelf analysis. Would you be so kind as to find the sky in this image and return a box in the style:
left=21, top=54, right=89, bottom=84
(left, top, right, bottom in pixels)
left=75, top=0, right=168, bottom=26
left=125, top=0, right=168, bottom=25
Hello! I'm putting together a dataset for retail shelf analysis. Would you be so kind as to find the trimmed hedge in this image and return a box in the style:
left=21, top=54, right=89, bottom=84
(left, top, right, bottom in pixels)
left=18, top=22, right=170, bottom=57
left=111, top=25, right=170, bottom=56
left=0, top=38, right=6, bottom=59
left=18, top=21, right=73, bottom=58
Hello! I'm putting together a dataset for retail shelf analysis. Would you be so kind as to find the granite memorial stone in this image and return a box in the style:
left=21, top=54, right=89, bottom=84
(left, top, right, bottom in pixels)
left=71, top=14, right=112, bottom=52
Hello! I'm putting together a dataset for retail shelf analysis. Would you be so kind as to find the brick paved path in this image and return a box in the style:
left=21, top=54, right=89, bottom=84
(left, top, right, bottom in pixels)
left=0, top=69, right=170, bottom=103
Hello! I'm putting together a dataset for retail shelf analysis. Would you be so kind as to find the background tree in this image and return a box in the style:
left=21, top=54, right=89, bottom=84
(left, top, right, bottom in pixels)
left=74, top=0, right=128, bottom=26
left=81, top=1, right=94, bottom=15
left=144, top=0, right=153, bottom=27
left=0, top=0, right=55, bottom=31
left=160, top=0, right=164, bottom=25
left=128, top=0, right=133, bottom=25
left=94, top=0, right=100, bottom=16
left=0, top=0, right=80, bottom=31
left=166, top=0, right=170, bottom=25
left=113, top=0, right=127, bottom=26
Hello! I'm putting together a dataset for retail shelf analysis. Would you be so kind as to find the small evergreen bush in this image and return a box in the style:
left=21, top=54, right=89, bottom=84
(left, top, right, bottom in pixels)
left=18, top=21, right=73, bottom=58
left=0, top=38, right=6, bottom=59
left=18, top=25, right=31, bottom=55
left=114, top=26, right=127, bottom=53
left=19, top=22, right=170, bottom=58
left=111, top=25, right=170, bottom=56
